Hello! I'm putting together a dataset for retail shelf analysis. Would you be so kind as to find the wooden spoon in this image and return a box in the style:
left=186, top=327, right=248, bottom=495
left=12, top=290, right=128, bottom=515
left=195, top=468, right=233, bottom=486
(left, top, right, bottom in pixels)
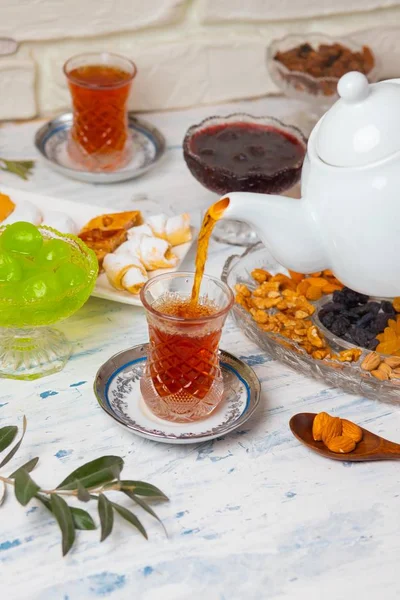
left=289, top=412, right=400, bottom=461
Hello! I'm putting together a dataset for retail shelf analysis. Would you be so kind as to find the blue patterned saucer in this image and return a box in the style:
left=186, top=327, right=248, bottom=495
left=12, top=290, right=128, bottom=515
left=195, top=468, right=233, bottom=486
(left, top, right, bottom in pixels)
left=94, top=344, right=261, bottom=444
left=34, top=112, right=165, bottom=184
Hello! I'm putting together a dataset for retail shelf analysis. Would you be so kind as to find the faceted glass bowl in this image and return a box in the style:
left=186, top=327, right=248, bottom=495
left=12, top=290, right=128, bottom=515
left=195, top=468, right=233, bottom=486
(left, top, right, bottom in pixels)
left=183, top=113, right=306, bottom=247
left=222, top=243, right=400, bottom=405
left=0, top=225, right=98, bottom=380
left=267, top=33, right=380, bottom=118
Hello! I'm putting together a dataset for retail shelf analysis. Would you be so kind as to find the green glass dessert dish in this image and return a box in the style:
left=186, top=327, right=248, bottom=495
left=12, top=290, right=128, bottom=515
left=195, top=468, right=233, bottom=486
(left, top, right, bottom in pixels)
left=0, top=222, right=98, bottom=380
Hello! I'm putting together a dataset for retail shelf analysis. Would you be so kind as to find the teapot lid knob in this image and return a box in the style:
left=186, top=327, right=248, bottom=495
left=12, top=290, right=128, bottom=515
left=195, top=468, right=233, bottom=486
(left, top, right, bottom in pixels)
left=337, top=71, right=369, bottom=103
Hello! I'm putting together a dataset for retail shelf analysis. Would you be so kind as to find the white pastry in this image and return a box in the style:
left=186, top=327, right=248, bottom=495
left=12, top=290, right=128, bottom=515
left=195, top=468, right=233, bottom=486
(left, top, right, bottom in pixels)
left=127, top=224, right=153, bottom=239
left=146, top=214, right=167, bottom=239
left=103, top=252, right=148, bottom=294
left=2, top=200, right=42, bottom=226
left=115, top=237, right=142, bottom=259
left=147, top=213, right=191, bottom=246
left=139, top=236, right=178, bottom=270
left=41, top=210, right=78, bottom=235
left=116, top=234, right=177, bottom=271
left=165, top=213, right=192, bottom=246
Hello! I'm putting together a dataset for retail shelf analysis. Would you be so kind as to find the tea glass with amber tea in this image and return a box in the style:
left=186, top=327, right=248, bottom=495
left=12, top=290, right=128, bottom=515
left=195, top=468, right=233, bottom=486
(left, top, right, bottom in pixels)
left=64, top=52, right=137, bottom=172
left=140, top=272, right=234, bottom=423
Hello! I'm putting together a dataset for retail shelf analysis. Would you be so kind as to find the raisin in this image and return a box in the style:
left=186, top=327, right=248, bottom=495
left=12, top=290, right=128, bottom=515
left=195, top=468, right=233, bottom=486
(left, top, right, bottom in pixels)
left=331, top=316, right=350, bottom=336
left=320, top=312, right=335, bottom=328
left=320, top=302, right=345, bottom=314
left=332, top=290, right=346, bottom=304
left=374, top=313, right=390, bottom=333
left=341, top=287, right=369, bottom=307
left=356, top=313, right=374, bottom=328
left=352, top=327, right=374, bottom=348
left=350, top=304, right=371, bottom=317
left=381, top=300, right=396, bottom=315
left=367, top=338, right=379, bottom=350
left=364, top=302, right=380, bottom=316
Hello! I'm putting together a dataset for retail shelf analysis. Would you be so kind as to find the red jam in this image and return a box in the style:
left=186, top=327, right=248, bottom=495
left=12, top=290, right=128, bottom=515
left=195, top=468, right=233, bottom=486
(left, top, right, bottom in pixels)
left=184, top=121, right=306, bottom=195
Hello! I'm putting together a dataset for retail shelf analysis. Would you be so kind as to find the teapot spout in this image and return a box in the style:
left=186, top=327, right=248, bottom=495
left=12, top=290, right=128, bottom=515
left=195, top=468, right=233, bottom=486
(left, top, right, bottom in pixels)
left=219, top=192, right=328, bottom=274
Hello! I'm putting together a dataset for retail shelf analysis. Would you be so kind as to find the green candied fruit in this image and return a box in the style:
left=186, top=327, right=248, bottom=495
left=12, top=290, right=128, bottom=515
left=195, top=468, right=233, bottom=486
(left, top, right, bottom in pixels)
left=0, top=282, right=20, bottom=301
left=1, top=221, right=43, bottom=256
left=0, top=251, right=22, bottom=282
left=21, top=271, right=62, bottom=302
left=36, top=238, right=72, bottom=269
left=56, top=263, right=86, bottom=288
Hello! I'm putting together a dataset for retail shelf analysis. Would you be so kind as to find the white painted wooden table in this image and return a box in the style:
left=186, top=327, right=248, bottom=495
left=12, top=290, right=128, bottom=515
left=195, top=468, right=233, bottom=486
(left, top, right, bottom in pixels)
left=1, top=98, right=399, bottom=600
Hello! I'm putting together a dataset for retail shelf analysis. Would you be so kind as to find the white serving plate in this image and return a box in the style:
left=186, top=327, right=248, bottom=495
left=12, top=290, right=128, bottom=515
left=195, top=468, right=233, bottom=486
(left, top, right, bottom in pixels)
left=0, top=185, right=196, bottom=307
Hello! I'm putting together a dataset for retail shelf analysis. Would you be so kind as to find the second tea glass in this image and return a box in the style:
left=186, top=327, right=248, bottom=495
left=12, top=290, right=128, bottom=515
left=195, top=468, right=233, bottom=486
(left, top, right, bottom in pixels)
left=140, top=272, right=234, bottom=423
left=64, top=52, right=137, bottom=172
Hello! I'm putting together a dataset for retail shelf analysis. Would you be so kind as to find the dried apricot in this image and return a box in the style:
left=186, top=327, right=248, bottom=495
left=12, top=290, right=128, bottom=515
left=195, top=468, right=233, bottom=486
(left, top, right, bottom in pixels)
left=288, top=270, right=304, bottom=283
left=306, top=277, right=329, bottom=288
left=296, top=280, right=310, bottom=295
left=322, top=282, right=342, bottom=294
left=305, top=285, right=322, bottom=301
left=393, top=297, right=400, bottom=313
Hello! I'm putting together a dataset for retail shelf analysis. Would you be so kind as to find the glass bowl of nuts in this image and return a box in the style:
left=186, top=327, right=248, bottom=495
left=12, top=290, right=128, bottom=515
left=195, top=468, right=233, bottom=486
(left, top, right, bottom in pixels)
left=222, top=243, right=400, bottom=405
left=267, top=33, right=380, bottom=120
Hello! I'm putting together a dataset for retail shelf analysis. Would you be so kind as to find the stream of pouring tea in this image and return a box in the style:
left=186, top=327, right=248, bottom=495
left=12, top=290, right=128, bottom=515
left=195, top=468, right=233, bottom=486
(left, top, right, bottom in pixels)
left=191, top=197, right=230, bottom=305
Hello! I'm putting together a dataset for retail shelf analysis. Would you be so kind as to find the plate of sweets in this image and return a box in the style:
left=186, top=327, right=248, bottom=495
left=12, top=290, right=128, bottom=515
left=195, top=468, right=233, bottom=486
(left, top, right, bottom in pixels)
left=223, top=243, right=400, bottom=405
left=0, top=186, right=196, bottom=306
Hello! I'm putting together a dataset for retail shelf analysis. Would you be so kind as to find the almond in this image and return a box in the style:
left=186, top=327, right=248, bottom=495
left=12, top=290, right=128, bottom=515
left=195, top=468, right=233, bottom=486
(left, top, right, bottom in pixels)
left=321, top=416, right=342, bottom=444
left=312, top=412, right=331, bottom=441
left=326, top=435, right=356, bottom=454
left=383, top=356, right=400, bottom=369
left=361, top=352, right=381, bottom=372
left=341, top=419, right=363, bottom=443
left=371, top=368, right=390, bottom=381
left=378, top=363, right=392, bottom=378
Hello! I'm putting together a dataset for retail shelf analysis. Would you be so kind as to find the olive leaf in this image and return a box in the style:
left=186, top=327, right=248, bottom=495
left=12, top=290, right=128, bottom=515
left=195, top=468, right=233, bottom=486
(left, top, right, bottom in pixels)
left=14, top=469, right=40, bottom=506
left=112, top=502, right=148, bottom=539
left=77, top=482, right=91, bottom=503
left=0, top=159, right=34, bottom=181
left=0, top=416, right=27, bottom=468
left=57, top=456, right=124, bottom=491
left=98, top=493, right=114, bottom=542
left=51, top=494, right=76, bottom=556
left=0, top=426, right=17, bottom=453
left=9, top=457, right=39, bottom=478
left=70, top=507, right=96, bottom=531
left=124, top=491, right=167, bottom=536
left=36, top=494, right=95, bottom=531
left=119, top=480, right=169, bottom=500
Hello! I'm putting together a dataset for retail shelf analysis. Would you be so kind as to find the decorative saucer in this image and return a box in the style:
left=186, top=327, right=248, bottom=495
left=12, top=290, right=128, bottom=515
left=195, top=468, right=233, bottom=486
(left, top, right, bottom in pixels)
left=34, top=113, right=166, bottom=184
left=94, top=344, right=261, bottom=444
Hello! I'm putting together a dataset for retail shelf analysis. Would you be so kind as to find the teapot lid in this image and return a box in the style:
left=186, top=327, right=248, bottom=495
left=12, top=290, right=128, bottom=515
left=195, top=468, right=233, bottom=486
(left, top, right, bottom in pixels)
left=316, top=72, right=400, bottom=167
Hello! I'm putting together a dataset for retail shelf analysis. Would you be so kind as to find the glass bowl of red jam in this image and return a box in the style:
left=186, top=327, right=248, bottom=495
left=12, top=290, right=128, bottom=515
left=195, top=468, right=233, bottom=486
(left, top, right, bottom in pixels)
left=183, top=114, right=307, bottom=246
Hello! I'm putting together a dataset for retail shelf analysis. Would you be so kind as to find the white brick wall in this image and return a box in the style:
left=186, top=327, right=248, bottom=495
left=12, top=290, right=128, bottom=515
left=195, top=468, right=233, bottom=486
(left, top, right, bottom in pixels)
left=0, top=0, right=186, bottom=40
left=1, top=0, right=400, bottom=119
left=200, top=0, right=400, bottom=22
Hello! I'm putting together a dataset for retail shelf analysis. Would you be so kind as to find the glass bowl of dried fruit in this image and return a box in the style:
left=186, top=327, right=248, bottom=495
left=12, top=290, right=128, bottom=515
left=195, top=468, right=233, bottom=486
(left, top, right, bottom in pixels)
left=222, top=243, right=400, bottom=405
left=267, top=33, right=380, bottom=118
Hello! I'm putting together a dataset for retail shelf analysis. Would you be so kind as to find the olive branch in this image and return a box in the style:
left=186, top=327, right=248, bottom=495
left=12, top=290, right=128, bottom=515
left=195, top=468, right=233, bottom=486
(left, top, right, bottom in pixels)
left=0, top=416, right=169, bottom=555
left=0, top=159, right=34, bottom=180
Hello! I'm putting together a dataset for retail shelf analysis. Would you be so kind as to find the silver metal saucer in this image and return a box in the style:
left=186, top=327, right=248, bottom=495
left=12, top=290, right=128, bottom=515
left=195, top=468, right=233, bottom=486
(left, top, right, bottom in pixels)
left=34, top=113, right=166, bottom=184
left=94, top=344, right=261, bottom=444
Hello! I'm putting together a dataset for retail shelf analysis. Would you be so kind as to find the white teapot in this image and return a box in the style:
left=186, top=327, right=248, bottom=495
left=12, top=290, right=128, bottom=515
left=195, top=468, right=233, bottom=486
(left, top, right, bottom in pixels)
left=219, top=71, right=400, bottom=298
